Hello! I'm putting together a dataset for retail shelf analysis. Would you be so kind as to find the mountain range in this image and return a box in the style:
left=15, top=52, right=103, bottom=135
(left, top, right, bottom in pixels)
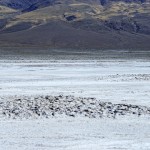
left=0, top=0, right=150, bottom=49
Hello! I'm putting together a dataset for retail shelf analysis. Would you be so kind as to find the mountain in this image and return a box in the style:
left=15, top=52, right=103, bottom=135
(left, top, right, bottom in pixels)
left=1, top=0, right=149, bottom=10
left=0, top=0, right=150, bottom=49
left=0, top=0, right=47, bottom=9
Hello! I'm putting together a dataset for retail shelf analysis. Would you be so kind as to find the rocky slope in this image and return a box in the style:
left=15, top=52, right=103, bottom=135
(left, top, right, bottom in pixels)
left=0, top=0, right=150, bottom=49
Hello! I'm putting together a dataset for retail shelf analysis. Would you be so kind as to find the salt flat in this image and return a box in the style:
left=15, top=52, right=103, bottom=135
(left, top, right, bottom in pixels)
left=0, top=49, right=150, bottom=150
left=0, top=117, right=150, bottom=150
left=0, top=59, right=150, bottom=105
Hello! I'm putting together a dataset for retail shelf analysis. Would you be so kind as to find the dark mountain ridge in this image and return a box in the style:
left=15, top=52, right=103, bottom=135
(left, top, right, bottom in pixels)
left=0, top=0, right=45, bottom=9
left=0, top=0, right=149, bottom=10
left=0, top=0, right=149, bottom=49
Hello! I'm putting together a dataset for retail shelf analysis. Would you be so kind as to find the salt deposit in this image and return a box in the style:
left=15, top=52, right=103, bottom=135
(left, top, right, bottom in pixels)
left=0, top=95, right=149, bottom=119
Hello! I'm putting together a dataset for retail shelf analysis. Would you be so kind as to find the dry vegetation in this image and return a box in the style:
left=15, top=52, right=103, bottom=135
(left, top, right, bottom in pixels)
left=14, top=1, right=150, bottom=22
left=0, top=6, right=16, bottom=19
